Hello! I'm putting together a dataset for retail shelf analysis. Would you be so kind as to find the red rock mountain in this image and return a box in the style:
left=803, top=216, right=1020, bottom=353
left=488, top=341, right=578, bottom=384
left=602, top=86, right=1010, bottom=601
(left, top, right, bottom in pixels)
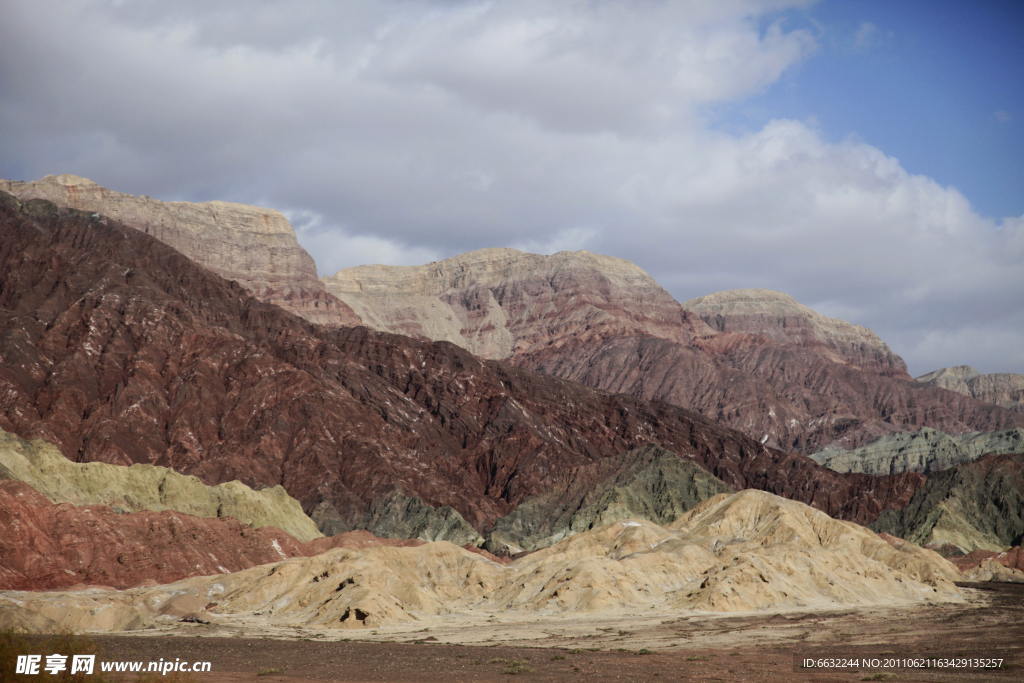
left=0, top=191, right=924, bottom=536
left=1, top=174, right=360, bottom=328
left=324, top=250, right=1024, bottom=453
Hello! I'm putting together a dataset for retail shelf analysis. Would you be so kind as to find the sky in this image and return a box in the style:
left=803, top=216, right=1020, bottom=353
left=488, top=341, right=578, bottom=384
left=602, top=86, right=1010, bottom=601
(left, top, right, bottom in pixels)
left=1, top=0, right=1022, bottom=377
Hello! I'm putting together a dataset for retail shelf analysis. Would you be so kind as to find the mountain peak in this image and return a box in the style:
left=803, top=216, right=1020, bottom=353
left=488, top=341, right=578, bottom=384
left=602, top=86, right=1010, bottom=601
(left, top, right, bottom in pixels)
left=681, top=287, right=903, bottom=375
left=323, top=246, right=696, bottom=359
left=0, top=174, right=360, bottom=327
left=325, top=247, right=656, bottom=297
left=916, top=365, right=982, bottom=383
left=52, top=173, right=100, bottom=187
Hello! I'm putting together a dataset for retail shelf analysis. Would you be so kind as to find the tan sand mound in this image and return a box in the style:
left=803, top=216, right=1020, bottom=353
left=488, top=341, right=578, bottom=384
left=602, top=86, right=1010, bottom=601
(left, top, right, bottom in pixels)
left=0, top=427, right=321, bottom=542
left=0, top=491, right=963, bottom=633
left=670, top=490, right=962, bottom=586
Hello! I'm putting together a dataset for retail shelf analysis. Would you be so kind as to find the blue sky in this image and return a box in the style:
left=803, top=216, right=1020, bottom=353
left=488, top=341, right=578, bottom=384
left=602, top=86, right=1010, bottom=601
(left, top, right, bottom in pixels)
left=723, top=0, right=1024, bottom=220
left=0, top=0, right=1022, bottom=375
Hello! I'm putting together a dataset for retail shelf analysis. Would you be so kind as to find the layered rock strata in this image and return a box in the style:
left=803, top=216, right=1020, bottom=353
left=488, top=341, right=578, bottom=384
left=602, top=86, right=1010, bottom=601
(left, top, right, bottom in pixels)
left=0, top=491, right=962, bottom=633
left=870, top=453, right=1024, bottom=553
left=0, top=480, right=492, bottom=592
left=810, top=427, right=1024, bottom=475
left=323, top=247, right=709, bottom=358
left=916, top=366, right=1024, bottom=413
left=0, top=191, right=927, bottom=536
left=0, top=427, right=322, bottom=542
left=518, top=333, right=1024, bottom=453
left=0, top=479, right=310, bottom=591
left=324, top=249, right=1024, bottom=453
left=0, top=174, right=360, bottom=327
left=681, top=289, right=908, bottom=378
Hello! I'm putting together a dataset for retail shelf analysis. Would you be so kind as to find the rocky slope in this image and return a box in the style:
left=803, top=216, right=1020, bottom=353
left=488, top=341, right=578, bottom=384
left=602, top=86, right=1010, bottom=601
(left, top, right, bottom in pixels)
left=486, top=444, right=733, bottom=553
left=519, top=333, right=1024, bottom=454
left=870, top=454, right=1024, bottom=553
left=0, top=479, right=491, bottom=591
left=324, top=250, right=1024, bottom=453
left=948, top=547, right=1024, bottom=582
left=0, top=427, right=322, bottom=542
left=0, top=491, right=962, bottom=633
left=810, top=426, right=1024, bottom=476
left=916, top=366, right=1024, bottom=413
left=0, top=191, right=928, bottom=537
left=0, top=479, right=307, bottom=591
left=357, top=490, right=483, bottom=547
left=0, top=174, right=360, bottom=327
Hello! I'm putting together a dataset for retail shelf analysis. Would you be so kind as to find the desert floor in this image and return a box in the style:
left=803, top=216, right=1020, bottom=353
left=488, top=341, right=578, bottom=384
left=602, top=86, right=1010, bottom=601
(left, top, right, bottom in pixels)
left=86, top=582, right=1023, bottom=683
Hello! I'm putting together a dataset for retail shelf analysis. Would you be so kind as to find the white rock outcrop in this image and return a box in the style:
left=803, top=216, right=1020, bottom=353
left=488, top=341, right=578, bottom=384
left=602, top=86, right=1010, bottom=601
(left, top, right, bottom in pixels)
left=916, top=366, right=1024, bottom=413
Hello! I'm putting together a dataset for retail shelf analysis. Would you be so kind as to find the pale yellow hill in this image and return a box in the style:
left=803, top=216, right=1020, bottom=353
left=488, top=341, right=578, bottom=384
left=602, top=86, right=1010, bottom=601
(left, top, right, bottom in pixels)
left=0, top=428, right=322, bottom=542
left=0, top=491, right=962, bottom=633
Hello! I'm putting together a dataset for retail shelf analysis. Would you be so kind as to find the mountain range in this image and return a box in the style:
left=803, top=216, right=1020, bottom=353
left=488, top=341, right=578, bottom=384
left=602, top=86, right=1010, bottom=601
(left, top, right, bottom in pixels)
left=324, top=247, right=1022, bottom=454
left=2, top=174, right=1023, bottom=610
left=0, top=189, right=927, bottom=541
left=7, top=175, right=1020, bottom=457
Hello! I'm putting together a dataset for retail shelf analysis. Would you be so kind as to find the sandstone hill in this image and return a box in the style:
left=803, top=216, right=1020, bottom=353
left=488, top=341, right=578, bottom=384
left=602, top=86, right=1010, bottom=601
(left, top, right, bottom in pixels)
left=324, top=249, right=1024, bottom=453
left=870, top=453, right=1024, bottom=553
left=0, top=174, right=360, bottom=327
left=0, top=490, right=962, bottom=633
left=0, top=426, right=322, bottom=542
left=0, top=191, right=933, bottom=538
left=810, top=426, right=1024, bottom=475
left=916, top=366, right=1024, bottom=413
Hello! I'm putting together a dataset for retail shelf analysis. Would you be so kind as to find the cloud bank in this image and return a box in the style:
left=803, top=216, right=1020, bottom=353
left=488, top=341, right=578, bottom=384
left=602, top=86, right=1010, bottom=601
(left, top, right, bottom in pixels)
left=1, top=0, right=1020, bottom=375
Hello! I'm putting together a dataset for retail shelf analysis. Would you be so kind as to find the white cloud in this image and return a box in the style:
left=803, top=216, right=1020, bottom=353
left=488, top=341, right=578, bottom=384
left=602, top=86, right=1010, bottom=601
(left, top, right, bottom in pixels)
left=899, top=321, right=1024, bottom=378
left=510, top=226, right=599, bottom=255
left=853, top=21, right=878, bottom=48
left=284, top=209, right=443, bottom=277
left=1, top=0, right=1021, bottom=374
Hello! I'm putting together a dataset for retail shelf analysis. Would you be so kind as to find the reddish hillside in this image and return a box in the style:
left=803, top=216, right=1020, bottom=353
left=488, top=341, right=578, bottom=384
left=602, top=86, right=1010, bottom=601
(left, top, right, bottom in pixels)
left=517, top=332, right=1023, bottom=453
left=0, top=479, right=303, bottom=591
left=0, top=480, right=493, bottom=591
left=323, top=250, right=1024, bottom=454
left=0, top=192, right=924, bottom=535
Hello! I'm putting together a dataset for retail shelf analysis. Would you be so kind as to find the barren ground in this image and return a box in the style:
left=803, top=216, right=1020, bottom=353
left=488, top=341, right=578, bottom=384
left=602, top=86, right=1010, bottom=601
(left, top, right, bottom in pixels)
left=77, top=583, right=1022, bottom=683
